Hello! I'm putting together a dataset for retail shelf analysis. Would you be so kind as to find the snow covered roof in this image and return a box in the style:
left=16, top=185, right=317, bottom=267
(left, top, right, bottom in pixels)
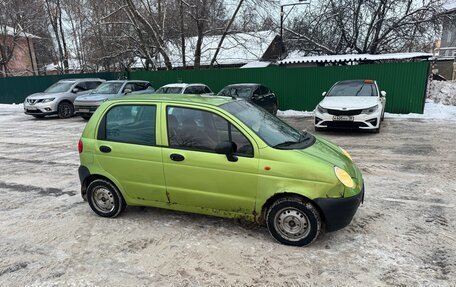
left=44, top=59, right=81, bottom=72
left=443, top=0, right=456, bottom=11
left=161, top=31, right=276, bottom=68
left=279, top=52, right=432, bottom=65
left=240, top=61, right=272, bottom=69
left=1, top=26, right=39, bottom=39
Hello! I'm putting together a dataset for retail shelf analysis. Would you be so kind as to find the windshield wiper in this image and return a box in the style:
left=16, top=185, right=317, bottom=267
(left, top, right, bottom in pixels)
left=274, top=141, right=300, bottom=148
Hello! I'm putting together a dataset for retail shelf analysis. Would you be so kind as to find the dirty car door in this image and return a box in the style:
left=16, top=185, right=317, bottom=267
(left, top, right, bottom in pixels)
left=95, top=103, right=168, bottom=203
left=162, top=105, right=259, bottom=216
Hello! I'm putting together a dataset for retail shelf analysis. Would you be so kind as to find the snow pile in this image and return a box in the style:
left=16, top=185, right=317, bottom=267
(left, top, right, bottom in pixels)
left=427, top=81, right=456, bottom=106
left=385, top=100, right=456, bottom=121
left=277, top=109, right=314, bottom=117
left=0, top=103, right=23, bottom=110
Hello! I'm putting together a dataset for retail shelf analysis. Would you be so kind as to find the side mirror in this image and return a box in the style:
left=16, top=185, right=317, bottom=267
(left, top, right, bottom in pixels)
left=252, top=93, right=260, bottom=100
left=380, top=91, right=386, bottom=97
left=124, top=88, right=132, bottom=95
left=322, top=91, right=327, bottom=97
left=72, top=88, right=80, bottom=93
left=215, top=141, right=238, bottom=162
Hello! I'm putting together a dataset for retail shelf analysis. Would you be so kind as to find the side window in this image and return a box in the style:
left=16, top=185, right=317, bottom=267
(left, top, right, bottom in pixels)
left=123, top=83, right=135, bottom=92
left=167, top=107, right=253, bottom=157
left=253, top=87, right=261, bottom=96
left=100, top=105, right=156, bottom=146
left=259, top=86, right=269, bottom=95
left=134, top=82, right=148, bottom=91
left=75, top=82, right=87, bottom=91
left=183, top=86, right=195, bottom=94
left=85, top=81, right=102, bottom=90
left=203, top=86, right=212, bottom=94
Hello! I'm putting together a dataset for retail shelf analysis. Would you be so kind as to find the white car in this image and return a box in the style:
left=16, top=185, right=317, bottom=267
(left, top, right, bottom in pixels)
left=314, top=80, right=386, bottom=133
left=155, top=83, right=213, bottom=95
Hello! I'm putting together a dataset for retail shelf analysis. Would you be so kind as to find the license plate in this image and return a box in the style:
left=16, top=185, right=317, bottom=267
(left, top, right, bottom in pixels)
left=27, top=107, right=37, bottom=110
left=78, top=109, right=90, bottom=113
left=333, top=116, right=354, bottom=121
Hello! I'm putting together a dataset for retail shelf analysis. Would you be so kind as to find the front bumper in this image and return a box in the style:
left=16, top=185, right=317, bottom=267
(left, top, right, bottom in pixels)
left=74, top=102, right=101, bottom=114
left=314, top=110, right=381, bottom=130
left=314, top=184, right=364, bottom=232
left=24, top=101, right=58, bottom=115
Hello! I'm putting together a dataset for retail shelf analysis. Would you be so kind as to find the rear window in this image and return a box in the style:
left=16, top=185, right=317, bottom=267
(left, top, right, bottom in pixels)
left=98, top=105, right=157, bottom=146
left=328, top=81, right=377, bottom=97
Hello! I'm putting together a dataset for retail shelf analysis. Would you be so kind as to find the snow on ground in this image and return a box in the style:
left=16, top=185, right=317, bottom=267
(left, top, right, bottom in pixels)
left=278, top=101, right=456, bottom=121
left=0, top=103, right=23, bottom=110
left=428, top=81, right=456, bottom=106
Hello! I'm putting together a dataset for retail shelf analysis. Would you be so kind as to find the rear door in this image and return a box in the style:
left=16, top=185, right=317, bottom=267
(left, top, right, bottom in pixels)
left=94, top=103, right=168, bottom=203
left=161, top=104, right=259, bottom=215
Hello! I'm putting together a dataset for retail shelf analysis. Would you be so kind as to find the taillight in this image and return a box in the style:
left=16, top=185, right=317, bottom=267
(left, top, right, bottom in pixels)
left=78, top=139, right=83, bottom=153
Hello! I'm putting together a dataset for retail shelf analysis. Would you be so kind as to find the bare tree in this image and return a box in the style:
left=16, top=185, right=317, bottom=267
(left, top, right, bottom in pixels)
left=288, top=0, right=443, bottom=55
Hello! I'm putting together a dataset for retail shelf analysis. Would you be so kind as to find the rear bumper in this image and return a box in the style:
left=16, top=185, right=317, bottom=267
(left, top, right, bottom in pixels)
left=314, top=185, right=364, bottom=232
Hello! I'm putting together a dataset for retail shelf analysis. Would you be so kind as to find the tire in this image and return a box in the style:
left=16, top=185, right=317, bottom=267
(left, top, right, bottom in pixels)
left=266, top=196, right=321, bottom=246
left=81, top=114, right=92, bottom=120
left=57, top=101, right=74, bottom=119
left=87, top=179, right=126, bottom=218
left=32, top=115, right=45, bottom=119
left=381, top=111, right=385, bottom=121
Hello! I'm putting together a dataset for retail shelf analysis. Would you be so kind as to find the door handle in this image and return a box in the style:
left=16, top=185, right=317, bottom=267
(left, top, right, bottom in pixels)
left=99, top=145, right=111, bottom=153
left=170, top=153, right=185, bottom=161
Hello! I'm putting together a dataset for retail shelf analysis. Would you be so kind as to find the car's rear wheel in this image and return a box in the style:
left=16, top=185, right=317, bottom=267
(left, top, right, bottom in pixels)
left=87, top=179, right=126, bottom=218
left=266, top=197, right=321, bottom=246
left=57, top=101, right=74, bottom=119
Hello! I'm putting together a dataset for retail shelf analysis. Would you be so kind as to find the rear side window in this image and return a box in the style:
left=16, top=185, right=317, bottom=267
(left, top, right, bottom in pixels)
left=98, top=105, right=156, bottom=146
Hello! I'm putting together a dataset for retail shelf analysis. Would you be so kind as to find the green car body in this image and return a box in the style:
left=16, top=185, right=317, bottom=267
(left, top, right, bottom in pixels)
left=78, top=94, right=364, bottom=246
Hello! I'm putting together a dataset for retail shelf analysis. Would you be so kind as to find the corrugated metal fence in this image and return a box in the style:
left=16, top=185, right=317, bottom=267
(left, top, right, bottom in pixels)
left=0, top=72, right=119, bottom=104
left=0, top=61, right=429, bottom=113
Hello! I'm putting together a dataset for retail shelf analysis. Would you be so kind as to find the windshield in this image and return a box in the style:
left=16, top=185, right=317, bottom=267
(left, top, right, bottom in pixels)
left=156, top=86, right=183, bottom=94
left=221, top=101, right=314, bottom=149
left=218, top=86, right=253, bottom=98
left=44, top=82, right=74, bottom=93
left=94, top=82, right=123, bottom=94
left=328, top=81, right=377, bottom=97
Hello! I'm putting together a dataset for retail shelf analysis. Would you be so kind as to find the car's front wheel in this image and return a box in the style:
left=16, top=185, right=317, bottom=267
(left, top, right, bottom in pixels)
left=57, top=101, right=74, bottom=119
left=266, top=197, right=321, bottom=246
left=87, top=179, right=126, bottom=218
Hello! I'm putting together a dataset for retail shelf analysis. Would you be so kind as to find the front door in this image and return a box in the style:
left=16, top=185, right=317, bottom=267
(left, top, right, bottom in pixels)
left=161, top=105, right=259, bottom=215
left=95, top=104, right=168, bottom=203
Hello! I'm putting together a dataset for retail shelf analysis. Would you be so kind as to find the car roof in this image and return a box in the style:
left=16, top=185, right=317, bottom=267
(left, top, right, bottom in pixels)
left=113, top=94, right=235, bottom=107
left=104, top=80, right=150, bottom=84
left=225, top=83, right=260, bottom=88
left=58, top=78, right=104, bottom=83
left=336, top=79, right=377, bottom=85
left=160, top=83, right=207, bottom=88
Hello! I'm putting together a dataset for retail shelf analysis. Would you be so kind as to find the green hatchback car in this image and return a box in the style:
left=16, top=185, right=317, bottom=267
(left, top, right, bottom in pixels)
left=78, top=94, right=364, bottom=246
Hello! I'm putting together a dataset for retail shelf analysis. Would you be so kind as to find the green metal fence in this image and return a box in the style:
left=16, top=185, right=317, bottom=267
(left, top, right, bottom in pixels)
left=0, top=61, right=429, bottom=113
left=130, top=61, right=429, bottom=114
left=0, top=72, right=118, bottom=104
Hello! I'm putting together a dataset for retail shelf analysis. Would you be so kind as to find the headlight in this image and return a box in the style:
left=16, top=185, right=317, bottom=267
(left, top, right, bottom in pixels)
left=334, top=166, right=354, bottom=188
left=42, top=98, right=55, bottom=103
left=339, top=147, right=352, bottom=161
left=361, top=105, right=378, bottom=114
left=317, top=105, right=327, bottom=114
